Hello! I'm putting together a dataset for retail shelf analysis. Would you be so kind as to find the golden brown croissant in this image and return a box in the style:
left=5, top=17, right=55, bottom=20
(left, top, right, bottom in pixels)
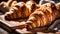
left=0, top=0, right=17, bottom=10
left=26, top=1, right=37, bottom=14
left=18, top=2, right=60, bottom=30
left=5, top=1, right=37, bottom=20
left=5, top=2, right=27, bottom=20
left=0, top=0, right=17, bottom=13
left=56, top=3, right=60, bottom=11
left=0, top=0, right=17, bottom=8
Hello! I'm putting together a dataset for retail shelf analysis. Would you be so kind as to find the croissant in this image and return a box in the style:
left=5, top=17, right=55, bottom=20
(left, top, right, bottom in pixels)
left=56, top=3, right=60, bottom=11
left=0, top=0, right=17, bottom=13
left=18, top=2, right=60, bottom=30
left=5, top=1, right=37, bottom=20
left=26, top=1, right=37, bottom=14
left=56, top=3, right=60, bottom=17
left=0, top=0, right=17, bottom=8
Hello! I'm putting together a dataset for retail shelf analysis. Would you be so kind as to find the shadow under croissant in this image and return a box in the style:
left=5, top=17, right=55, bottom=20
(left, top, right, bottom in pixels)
left=48, top=19, right=60, bottom=32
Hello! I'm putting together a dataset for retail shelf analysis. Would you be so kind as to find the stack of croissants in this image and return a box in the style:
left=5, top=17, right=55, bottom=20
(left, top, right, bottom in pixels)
left=0, top=0, right=60, bottom=30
